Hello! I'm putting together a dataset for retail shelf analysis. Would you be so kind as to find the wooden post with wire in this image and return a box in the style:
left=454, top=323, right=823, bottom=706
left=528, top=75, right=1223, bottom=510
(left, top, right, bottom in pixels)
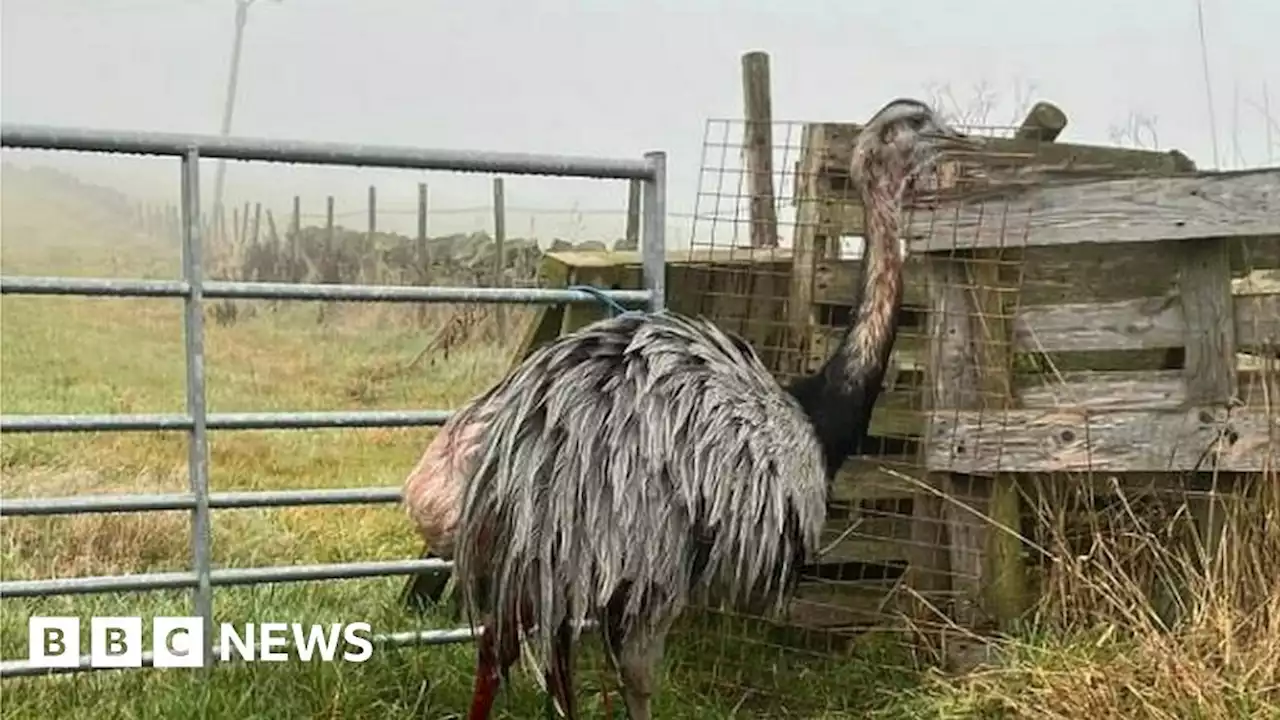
left=324, top=195, right=335, bottom=281
left=1177, top=234, right=1237, bottom=617
left=966, top=248, right=1028, bottom=632
left=417, top=182, right=430, bottom=275
left=416, top=182, right=431, bottom=327
left=913, top=248, right=1028, bottom=650
left=742, top=50, right=778, bottom=249
left=493, top=177, right=507, bottom=339
left=250, top=203, right=262, bottom=281
left=318, top=194, right=335, bottom=325
left=241, top=202, right=252, bottom=251
left=366, top=185, right=378, bottom=283
left=290, top=195, right=301, bottom=282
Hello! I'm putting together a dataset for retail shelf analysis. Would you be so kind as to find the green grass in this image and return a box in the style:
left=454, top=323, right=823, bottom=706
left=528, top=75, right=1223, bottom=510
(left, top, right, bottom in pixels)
left=0, top=280, right=924, bottom=719
left=0, top=180, right=931, bottom=719
left=0, top=582, right=923, bottom=719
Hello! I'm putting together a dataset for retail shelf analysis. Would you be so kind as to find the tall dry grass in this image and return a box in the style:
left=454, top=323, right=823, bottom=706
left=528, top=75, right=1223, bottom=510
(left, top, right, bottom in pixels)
left=892, top=359, right=1279, bottom=718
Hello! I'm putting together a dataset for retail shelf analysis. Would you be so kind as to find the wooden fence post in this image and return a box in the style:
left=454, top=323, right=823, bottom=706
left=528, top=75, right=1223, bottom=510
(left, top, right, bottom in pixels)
left=318, top=195, right=336, bottom=324
left=742, top=50, right=778, bottom=249
left=417, top=182, right=430, bottom=275
left=493, top=177, right=507, bottom=338
left=366, top=185, right=378, bottom=283
left=241, top=201, right=252, bottom=251
left=324, top=196, right=335, bottom=278
left=416, top=182, right=430, bottom=327
left=290, top=195, right=301, bottom=282
left=915, top=252, right=1028, bottom=636
left=1178, top=237, right=1237, bottom=611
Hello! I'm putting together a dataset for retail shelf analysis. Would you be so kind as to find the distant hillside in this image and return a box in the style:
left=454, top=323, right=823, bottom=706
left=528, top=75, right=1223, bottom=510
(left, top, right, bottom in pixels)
left=1, top=162, right=142, bottom=253
left=1, top=162, right=637, bottom=284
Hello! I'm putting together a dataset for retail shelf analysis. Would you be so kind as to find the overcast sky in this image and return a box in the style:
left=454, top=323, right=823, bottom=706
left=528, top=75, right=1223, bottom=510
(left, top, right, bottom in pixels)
left=3, top=0, right=1277, bottom=245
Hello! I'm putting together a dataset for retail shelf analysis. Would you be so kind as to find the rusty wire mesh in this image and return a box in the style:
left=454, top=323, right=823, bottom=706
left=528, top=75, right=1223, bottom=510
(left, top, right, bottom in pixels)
left=659, top=116, right=1046, bottom=702
left=668, top=109, right=1280, bottom=715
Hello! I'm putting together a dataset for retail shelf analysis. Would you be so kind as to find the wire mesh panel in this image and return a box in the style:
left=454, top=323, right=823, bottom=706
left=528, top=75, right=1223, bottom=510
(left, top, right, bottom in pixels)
left=674, top=105, right=1279, bottom=706
left=673, top=118, right=809, bottom=379
left=663, top=113, right=1040, bottom=704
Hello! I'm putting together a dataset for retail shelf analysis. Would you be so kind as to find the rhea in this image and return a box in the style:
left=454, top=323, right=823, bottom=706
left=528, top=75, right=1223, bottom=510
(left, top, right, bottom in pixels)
left=401, top=97, right=973, bottom=719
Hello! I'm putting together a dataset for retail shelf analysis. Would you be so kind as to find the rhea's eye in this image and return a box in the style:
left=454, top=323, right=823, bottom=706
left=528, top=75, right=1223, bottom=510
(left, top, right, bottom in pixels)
left=907, top=115, right=927, bottom=131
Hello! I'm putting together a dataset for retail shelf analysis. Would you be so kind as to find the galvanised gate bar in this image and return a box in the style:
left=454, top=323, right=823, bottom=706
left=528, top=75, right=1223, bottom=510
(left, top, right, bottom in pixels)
left=0, top=124, right=667, bottom=677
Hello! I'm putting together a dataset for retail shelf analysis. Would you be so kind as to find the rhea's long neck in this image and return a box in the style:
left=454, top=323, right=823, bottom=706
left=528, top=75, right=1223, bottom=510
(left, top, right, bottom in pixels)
left=827, top=174, right=905, bottom=392
left=785, top=169, right=907, bottom=479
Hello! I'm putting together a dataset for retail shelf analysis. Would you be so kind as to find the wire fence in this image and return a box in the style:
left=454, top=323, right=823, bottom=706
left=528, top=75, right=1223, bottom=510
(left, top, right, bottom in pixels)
left=0, top=122, right=667, bottom=678
left=662, top=109, right=1280, bottom=698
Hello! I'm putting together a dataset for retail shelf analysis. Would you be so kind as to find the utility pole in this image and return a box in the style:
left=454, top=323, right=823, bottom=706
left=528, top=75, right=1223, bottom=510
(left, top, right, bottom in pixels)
left=211, top=0, right=273, bottom=221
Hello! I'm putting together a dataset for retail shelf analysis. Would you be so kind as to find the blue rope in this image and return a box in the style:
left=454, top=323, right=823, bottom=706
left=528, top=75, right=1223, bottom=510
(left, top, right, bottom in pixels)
left=565, top=284, right=645, bottom=318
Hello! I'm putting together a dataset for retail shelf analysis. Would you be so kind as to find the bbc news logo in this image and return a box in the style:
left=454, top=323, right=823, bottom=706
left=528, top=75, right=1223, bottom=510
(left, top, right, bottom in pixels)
left=28, top=616, right=374, bottom=668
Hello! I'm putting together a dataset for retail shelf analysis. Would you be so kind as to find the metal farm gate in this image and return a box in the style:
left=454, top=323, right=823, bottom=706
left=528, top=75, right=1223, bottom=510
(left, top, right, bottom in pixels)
left=0, top=124, right=667, bottom=676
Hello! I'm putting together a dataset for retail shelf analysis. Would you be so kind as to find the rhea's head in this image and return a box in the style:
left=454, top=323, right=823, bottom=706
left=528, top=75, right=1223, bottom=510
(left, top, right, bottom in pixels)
left=850, top=98, right=976, bottom=194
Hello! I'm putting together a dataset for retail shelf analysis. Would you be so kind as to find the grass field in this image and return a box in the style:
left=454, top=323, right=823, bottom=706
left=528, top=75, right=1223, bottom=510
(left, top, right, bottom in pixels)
left=2, top=168, right=1278, bottom=719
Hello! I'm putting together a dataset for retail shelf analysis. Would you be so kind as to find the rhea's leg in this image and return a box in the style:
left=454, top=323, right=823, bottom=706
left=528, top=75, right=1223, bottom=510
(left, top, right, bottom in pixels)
left=602, top=593, right=673, bottom=720
left=467, top=616, right=520, bottom=720
left=616, top=628, right=668, bottom=720
left=543, top=620, right=576, bottom=719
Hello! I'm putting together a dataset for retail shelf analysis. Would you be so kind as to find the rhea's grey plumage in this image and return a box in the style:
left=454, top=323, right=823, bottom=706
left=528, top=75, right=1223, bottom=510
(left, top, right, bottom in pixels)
left=410, top=96, right=976, bottom=720
left=455, top=312, right=828, bottom=673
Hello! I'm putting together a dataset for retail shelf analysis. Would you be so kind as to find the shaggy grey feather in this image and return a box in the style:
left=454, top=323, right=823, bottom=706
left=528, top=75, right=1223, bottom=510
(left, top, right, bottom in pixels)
left=452, top=310, right=828, bottom=675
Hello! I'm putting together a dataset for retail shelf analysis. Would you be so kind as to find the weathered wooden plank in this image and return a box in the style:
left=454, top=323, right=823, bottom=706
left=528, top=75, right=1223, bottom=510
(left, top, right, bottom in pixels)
left=1179, top=239, right=1238, bottom=403
left=810, top=121, right=1193, bottom=183
left=829, top=455, right=920, bottom=502
left=1015, top=370, right=1187, bottom=410
left=809, top=242, right=1271, bottom=309
left=819, top=199, right=865, bottom=237
left=907, top=169, right=1280, bottom=252
left=925, top=407, right=1277, bottom=473
left=536, top=237, right=1277, bottom=277
left=812, top=257, right=929, bottom=309
left=806, top=328, right=927, bottom=378
left=1013, top=295, right=1182, bottom=352
left=559, top=264, right=621, bottom=334
left=1012, top=293, right=1277, bottom=353
left=1019, top=243, right=1181, bottom=305
left=544, top=247, right=794, bottom=269
left=788, top=124, right=828, bottom=348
